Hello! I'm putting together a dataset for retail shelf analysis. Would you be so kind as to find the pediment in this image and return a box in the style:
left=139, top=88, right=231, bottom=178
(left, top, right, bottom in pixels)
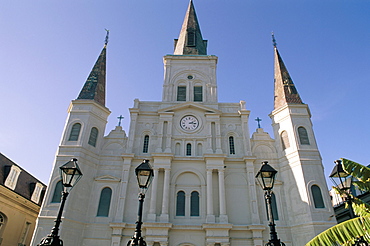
left=95, top=175, right=121, bottom=182
left=158, top=102, right=221, bottom=114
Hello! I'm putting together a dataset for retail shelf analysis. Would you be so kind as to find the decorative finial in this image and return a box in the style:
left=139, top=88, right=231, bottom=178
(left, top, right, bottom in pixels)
left=255, top=117, right=262, bottom=128
left=105, top=29, right=110, bottom=46
left=272, top=32, right=277, bottom=48
left=117, top=115, right=124, bottom=126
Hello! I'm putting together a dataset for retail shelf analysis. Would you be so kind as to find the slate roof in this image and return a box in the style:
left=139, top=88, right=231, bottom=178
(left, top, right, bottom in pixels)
left=0, top=152, right=47, bottom=206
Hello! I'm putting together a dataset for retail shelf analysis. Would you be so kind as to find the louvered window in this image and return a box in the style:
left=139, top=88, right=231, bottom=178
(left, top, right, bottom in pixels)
left=68, top=123, right=81, bottom=141
left=298, top=127, right=310, bottom=145
left=187, top=31, right=196, bottom=46
left=177, top=86, right=186, bottom=101
left=88, top=127, right=98, bottom=147
left=193, top=86, right=202, bottom=102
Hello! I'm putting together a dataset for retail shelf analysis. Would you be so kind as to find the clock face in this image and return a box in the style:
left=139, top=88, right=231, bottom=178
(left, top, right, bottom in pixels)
left=180, top=115, right=199, bottom=131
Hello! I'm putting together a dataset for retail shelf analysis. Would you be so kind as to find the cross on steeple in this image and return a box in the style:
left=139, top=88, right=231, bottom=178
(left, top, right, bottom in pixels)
left=255, top=117, right=262, bottom=128
left=117, top=115, right=124, bottom=126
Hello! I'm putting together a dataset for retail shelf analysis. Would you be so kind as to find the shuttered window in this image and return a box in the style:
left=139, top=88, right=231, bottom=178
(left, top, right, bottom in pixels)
left=88, top=127, right=98, bottom=147
left=177, top=86, right=186, bottom=101
left=68, top=123, right=81, bottom=141
left=193, top=86, right=202, bottom=102
left=298, top=127, right=310, bottom=145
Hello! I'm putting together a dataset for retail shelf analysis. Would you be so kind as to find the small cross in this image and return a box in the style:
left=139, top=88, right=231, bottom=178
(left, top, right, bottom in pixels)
left=255, top=117, right=262, bottom=128
left=117, top=115, right=124, bottom=126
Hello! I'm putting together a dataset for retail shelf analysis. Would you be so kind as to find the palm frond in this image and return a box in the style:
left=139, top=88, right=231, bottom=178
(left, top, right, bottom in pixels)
left=305, top=216, right=370, bottom=246
left=342, top=158, right=370, bottom=183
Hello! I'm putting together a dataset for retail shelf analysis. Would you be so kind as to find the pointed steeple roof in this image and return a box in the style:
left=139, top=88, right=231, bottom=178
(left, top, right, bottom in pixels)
left=273, top=35, right=303, bottom=110
left=77, top=42, right=107, bottom=107
left=174, top=0, right=207, bottom=55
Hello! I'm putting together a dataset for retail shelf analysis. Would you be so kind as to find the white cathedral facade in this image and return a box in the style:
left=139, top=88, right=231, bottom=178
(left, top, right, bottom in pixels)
left=31, top=2, right=336, bottom=246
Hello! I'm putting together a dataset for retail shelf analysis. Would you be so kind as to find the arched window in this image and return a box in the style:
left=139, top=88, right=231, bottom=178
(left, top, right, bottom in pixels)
left=229, top=136, right=235, bottom=155
left=143, top=135, right=149, bottom=153
left=193, top=86, right=202, bottom=102
left=298, top=127, right=310, bottom=145
left=176, top=191, right=185, bottom=216
left=265, top=192, right=279, bottom=220
left=51, top=180, right=63, bottom=203
left=88, top=127, right=98, bottom=147
left=97, top=187, right=112, bottom=217
left=186, top=143, right=192, bottom=156
left=311, top=185, right=325, bottom=208
left=177, top=86, right=186, bottom=101
left=190, top=191, right=199, bottom=216
left=68, top=123, right=81, bottom=141
left=281, top=131, right=290, bottom=150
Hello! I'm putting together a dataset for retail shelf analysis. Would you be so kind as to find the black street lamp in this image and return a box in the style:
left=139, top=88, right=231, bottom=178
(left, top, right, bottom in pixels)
left=329, top=160, right=369, bottom=246
left=127, top=160, right=154, bottom=246
left=38, top=158, right=83, bottom=246
left=329, top=160, right=354, bottom=218
left=256, top=161, right=286, bottom=246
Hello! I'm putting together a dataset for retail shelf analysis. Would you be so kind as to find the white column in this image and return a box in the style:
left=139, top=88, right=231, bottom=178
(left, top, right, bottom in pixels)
left=206, top=169, right=215, bottom=223
left=218, top=169, right=228, bottom=223
left=160, top=168, right=170, bottom=222
left=148, top=168, right=159, bottom=221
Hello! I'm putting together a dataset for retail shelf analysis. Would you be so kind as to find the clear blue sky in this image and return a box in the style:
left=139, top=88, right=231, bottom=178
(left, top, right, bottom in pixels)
left=1, top=1, right=369, bottom=186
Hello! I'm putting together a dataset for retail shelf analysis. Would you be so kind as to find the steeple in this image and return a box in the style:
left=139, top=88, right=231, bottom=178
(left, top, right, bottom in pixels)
left=77, top=33, right=108, bottom=106
left=174, top=0, right=207, bottom=55
left=273, top=35, right=303, bottom=110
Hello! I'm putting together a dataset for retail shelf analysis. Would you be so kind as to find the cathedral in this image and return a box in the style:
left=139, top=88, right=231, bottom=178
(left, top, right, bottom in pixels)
left=31, top=1, right=336, bottom=245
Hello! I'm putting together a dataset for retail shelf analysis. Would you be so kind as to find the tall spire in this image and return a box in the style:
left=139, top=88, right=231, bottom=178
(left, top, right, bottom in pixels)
left=174, top=0, right=207, bottom=55
left=273, top=35, right=303, bottom=110
left=77, top=33, right=108, bottom=106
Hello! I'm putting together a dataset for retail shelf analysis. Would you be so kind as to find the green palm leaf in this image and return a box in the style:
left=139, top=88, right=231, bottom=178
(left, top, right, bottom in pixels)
left=305, top=216, right=370, bottom=246
left=342, top=158, right=370, bottom=183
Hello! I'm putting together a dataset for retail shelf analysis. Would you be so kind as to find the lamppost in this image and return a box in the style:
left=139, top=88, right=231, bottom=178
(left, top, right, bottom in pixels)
left=127, top=160, right=154, bottom=246
left=329, top=160, right=369, bottom=246
left=38, top=158, right=83, bottom=246
left=255, top=161, right=286, bottom=246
